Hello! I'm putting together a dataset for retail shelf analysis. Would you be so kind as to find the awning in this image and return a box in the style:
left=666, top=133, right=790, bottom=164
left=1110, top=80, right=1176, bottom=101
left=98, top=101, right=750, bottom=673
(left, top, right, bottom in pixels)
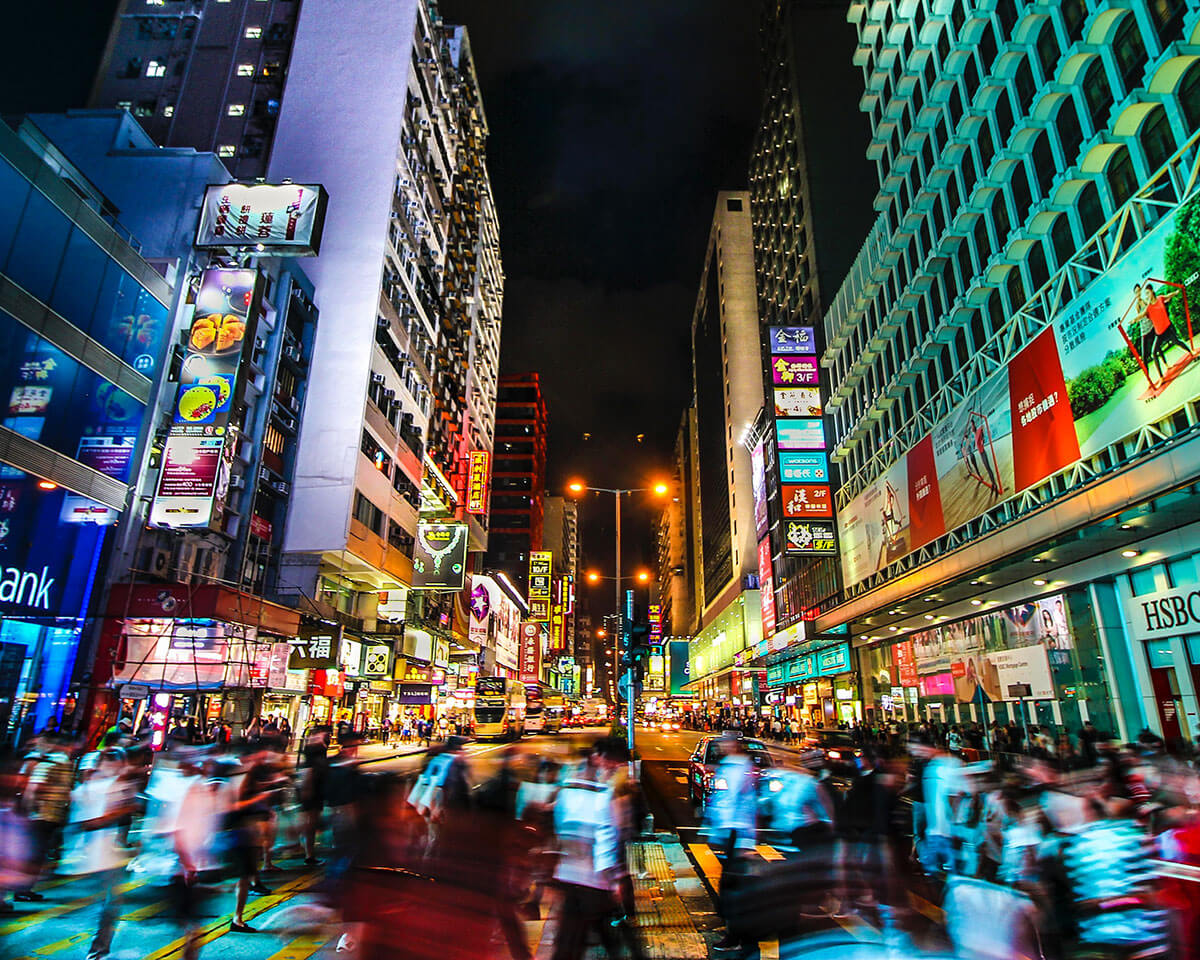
left=106, top=582, right=301, bottom=635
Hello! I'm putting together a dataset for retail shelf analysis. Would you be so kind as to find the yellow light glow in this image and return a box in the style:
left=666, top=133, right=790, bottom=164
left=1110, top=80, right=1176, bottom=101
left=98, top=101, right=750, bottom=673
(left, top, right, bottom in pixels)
left=567, top=481, right=585, bottom=495
left=636, top=570, right=651, bottom=583
left=587, top=571, right=601, bottom=583
left=653, top=482, right=669, bottom=496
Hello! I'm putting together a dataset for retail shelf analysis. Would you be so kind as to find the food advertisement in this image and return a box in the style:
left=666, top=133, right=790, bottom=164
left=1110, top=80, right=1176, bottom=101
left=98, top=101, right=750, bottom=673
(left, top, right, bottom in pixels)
left=195, top=183, right=328, bottom=256
left=838, top=191, right=1200, bottom=588
left=412, top=522, right=469, bottom=591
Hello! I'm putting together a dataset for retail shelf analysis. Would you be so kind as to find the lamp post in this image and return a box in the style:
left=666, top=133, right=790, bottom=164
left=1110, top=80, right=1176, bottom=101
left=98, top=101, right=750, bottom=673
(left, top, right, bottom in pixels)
left=569, top=480, right=668, bottom=755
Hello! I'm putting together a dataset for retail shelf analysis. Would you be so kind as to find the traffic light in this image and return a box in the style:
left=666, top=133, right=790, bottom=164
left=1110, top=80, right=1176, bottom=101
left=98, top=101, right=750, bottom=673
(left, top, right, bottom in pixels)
left=620, top=620, right=651, bottom=673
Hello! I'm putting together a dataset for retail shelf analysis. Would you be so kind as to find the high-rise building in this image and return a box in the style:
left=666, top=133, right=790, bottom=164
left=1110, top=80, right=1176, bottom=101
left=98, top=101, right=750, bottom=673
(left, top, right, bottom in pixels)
left=485, top=373, right=548, bottom=593
left=656, top=409, right=699, bottom=640
left=684, top=192, right=766, bottom=709
left=90, top=0, right=302, bottom=180
left=813, top=0, right=1200, bottom=742
left=542, top=494, right=579, bottom=654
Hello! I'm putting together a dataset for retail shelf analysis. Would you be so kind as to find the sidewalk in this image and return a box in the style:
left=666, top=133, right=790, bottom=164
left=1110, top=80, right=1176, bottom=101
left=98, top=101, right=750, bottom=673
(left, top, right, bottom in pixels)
left=627, top=835, right=712, bottom=960
left=355, top=740, right=429, bottom=764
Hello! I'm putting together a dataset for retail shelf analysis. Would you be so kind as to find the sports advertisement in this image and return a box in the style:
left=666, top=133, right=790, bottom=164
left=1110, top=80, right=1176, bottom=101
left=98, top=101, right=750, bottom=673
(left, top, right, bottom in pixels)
left=838, top=191, right=1200, bottom=587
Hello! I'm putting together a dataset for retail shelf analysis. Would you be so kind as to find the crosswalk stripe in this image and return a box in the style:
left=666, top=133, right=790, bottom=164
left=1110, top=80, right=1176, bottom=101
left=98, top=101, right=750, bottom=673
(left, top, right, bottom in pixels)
left=266, top=932, right=329, bottom=960
left=0, top=879, right=147, bottom=936
left=140, top=872, right=321, bottom=960
left=686, top=843, right=722, bottom=885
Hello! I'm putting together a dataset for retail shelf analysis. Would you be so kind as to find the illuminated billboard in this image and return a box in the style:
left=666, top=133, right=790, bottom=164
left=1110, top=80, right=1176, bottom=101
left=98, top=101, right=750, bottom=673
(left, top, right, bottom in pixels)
left=751, top=441, right=768, bottom=540
left=768, top=326, right=817, bottom=355
left=412, top=523, right=469, bottom=590
left=774, top=386, right=822, bottom=418
left=784, top=519, right=837, bottom=555
left=838, top=190, right=1200, bottom=587
left=779, top=451, right=829, bottom=483
left=770, top=356, right=819, bottom=385
left=758, top=537, right=776, bottom=638
left=195, top=183, right=328, bottom=255
left=781, top=484, right=833, bottom=518
left=465, top=450, right=491, bottom=514
left=775, top=418, right=826, bottom=450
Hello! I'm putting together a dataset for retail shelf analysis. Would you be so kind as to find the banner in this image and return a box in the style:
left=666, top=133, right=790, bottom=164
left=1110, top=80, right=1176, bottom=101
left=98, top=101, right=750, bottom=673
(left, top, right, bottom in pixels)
left=838, top=191, right=1200, bottom=587
left=195, top=183, right=328, bottom=255
left=465, top=450, right=491, bottom=514
left=751, top=442, right=768, bottom=540
left=519, top=621, right=541, bottom=683
left=528, top=551, right=552, bottom=621
left=412, top=523, right=468, bottom=590
left=768, top=326, right=817, bottom=355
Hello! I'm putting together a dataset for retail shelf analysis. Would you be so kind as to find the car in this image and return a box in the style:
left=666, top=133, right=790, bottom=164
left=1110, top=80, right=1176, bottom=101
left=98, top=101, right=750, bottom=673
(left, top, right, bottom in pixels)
left=798, top=729, right=864, bottom=775
left=687, top=735, right=774, bottom=808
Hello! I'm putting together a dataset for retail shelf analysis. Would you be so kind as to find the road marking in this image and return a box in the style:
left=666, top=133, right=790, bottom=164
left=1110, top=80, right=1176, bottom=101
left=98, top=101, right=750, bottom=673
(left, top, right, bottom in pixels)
left=754, top=844, right=785, bottom=862
left=908, top=889, right=945, bottom=924
left=687, top=843, right=722, bottom=885
left=0, top=878, right=148, bottom=935
left=140, top=872, right=321, bottom=960
left=267, top=933, right=329, bottom=960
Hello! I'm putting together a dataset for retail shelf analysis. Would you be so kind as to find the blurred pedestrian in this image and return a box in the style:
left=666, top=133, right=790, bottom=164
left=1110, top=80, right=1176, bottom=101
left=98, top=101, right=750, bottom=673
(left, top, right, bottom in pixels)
left=227, top=746, right=281, bottom=933
left=702, top=735, right=759, bottom=953
left=300, top=725, right=329, bottom=866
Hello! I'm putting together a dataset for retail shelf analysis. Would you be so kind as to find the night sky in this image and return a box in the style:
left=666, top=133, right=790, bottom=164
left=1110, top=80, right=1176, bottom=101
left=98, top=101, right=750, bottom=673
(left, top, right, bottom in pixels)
left=3, top=0, right=764, bottom=594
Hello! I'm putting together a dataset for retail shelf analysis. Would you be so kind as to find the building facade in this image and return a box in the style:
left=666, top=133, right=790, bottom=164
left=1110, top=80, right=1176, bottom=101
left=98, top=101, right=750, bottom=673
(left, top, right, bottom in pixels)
left=683, top=192, right=767, bottom=712
left=90, top=0, right=302, bottom=180
left=484, top=373, right=548, bottom=594
left=810, top=0, right=1200, bottom=742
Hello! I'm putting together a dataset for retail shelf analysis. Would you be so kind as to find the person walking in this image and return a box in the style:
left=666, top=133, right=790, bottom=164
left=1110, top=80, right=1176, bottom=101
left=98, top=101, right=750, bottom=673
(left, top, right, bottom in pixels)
left=702, top=735, right=759, bottom=953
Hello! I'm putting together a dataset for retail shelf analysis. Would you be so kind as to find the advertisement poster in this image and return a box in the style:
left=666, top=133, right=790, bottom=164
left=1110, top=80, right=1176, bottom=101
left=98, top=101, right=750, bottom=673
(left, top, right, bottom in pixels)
left=195, top=183, right=328, bottom=255
left=779, top=451, right=829, bottom=483
left=769, top=326, right=817, bottom=355
left=751, top=442, right=768, bottom=540
left=412, top=522, right=468, bottom=590
left=894, top=640, right=918, bottom=687
left=774, top=387, right=823, bottom=418
left=781, top=484, right=833, bottom=518
left=669, top=639, right=693, bottom=697
left=775, top=418, right=826, bottom=450
left=148, top=435, right=227, bottom=528
left=952, top=645, right=1054, bottom=703
left=771, top=356, right=819, bottom=385
left=757, top=536, right=776, bottom=638
left=519, top=622, right=542, bottom=683
left=837, top=191, right=1200, bottom=588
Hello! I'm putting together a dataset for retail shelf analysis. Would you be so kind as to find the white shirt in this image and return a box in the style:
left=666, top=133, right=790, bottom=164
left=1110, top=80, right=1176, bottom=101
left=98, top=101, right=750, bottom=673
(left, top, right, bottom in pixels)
left=924, top=754, right=966, bottom=838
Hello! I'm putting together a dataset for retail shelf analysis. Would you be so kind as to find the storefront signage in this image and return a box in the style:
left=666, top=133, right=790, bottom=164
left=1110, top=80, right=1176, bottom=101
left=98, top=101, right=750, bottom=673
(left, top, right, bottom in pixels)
left=669, top=639, right=693, bottom=697
left=775, top=418, right=826, bottom=450
left=784, top=520, right=837, bottom=555
left=195, top=183, right=328, bottom=255
left=894, top=640, right=918, bottom=687
left=774, top=387, right=823, bottom=418
left=778, top=451, right=828, bottom=483
left=648, top=603, right=662, bottom=641
left=396, top=683, right=436, bottom=705
left=412, top=522, right=468, bottom=590
left=289, top=626, right=341, bottom=669
left=362, top=644, right=390, bottom=676
left=768, top=326, right=817, bottom=355
left=817, top=642, right=851, bottom=677
left=751, top=442, right=768, bottom=541
left=838, top=190, right=1200, bottom=589
left=149, top=434, right=232, bottom=529
left=466, top=450, right=491, bottom=515
left=770, top=356, right=819, bottom=385
left=1127, top=585, right=1200, bottom=642
left=781, top=484, right=833, bottom=518
left=249, top=514, right=273, bottom=540
left=519, top=621, right=542, bottom=683
left=308, top=668, right=344, bottom=698
left=528, top=552, right=552, bottom=597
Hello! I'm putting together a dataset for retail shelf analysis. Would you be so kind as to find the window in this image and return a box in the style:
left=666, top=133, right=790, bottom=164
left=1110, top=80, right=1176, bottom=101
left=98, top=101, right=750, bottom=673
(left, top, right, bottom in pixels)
left=978, top=24, right=998, bottom=71
left=951, top=0, right=965, bottom=34
left=977, top=120, right=995, bottom=172
left=1107, top=147, right=1137, bottom=207
left=1077, top=180, right=1105, bottom=238
left=1027, top=241, right=1049, bottom=291
left=132, top=100, right=156, bottom=118
left=1148, top=0, right=1186, bottom=44
left=973, top=213, right=992, bottom=264
left=1181, top=62, right=1200, bottom=133
left=991, top=189, right=1011, bottom=243
left=163, top=104, right=174, bottom=117
left=996, top=0, right=1019, bottom=36
left=1140, top=107, right=1175, bottom=174
left=1061, top=0, right=1087, bottom=45
left=1050, top=213, right=1075, bottom=267
left=236, top=64, right=255, bottom=77
left=245, top=26, right=263, bottom=39
left=1014, top=58, right=1036, bottom=117
left=226, top=103, right=245, bottom=116
left=1112, top=16, right=1149, bottom=95
left=145, top=59, right=167, bottom=78
left=1006, top=266, right=1026, bottom=311
left=218, top=145, right=236, bottom=158
left=1056, top=98, right=1084, bottom=164
left=1082, top=58, right=1113, bottom=131
left=1036, top=21, right=1060, bottom=82
left=726, top=197, right=743, bottom=212
left=1031, top=133, right=1055, bottom=199
left=994, top=89, right=1014, bottom=146
left=352, top=491, right=384, bottom=535
left=1011, top=162, right=1032, bottom=218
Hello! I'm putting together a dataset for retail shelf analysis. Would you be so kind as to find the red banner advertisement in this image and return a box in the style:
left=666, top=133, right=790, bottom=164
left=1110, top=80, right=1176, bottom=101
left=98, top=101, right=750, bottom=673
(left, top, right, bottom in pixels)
left=519, top=621, right=541, bottom=683
left=758, top=536, right=776, bottom=638
left=781, top=484, right=833, bottom=518
left=906, top=434, right=945, bottom=548
left=894, top=640, right=918, bottom=687
left=1008, top=327, right=1080, bottom=492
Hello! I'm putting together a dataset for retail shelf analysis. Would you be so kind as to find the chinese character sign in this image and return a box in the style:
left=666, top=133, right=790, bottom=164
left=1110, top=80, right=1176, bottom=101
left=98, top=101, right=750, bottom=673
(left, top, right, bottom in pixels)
left=519, top=622, right=542, bottom=683
left=466, top=450, right=491, bottom=514
left=196, top=183, right=328, bottom=256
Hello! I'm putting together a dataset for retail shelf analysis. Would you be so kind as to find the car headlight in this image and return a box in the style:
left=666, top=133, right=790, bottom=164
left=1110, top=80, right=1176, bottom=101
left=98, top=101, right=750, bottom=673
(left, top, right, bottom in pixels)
left=713, top=777, right=728, bottom=791
left=768, top=778, right=783, bottom=793
left=827, top=750, right=842, bottom=759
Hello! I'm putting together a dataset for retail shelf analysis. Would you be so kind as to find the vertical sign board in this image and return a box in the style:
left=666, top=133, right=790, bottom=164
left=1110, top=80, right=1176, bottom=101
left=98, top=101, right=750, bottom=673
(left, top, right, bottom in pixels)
left=528, top=551, right=552, bottom=622
left=767, top=326, right=837, bottom=557
left=549, top=578, right=566, bottom=652
left=465, top=450, right=491, bottom=515
left=757, top=536, right=776, bottom=638
left=519, top=621, right=541, bottom=683
left=152, top=267, right=261, bottom=529
left=648, top=604, right=662, bottom=642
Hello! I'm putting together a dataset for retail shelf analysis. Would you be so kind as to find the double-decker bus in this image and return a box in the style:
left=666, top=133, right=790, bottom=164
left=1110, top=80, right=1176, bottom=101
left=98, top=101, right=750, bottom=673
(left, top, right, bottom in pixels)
left=473, top=677, right=526, bottom=740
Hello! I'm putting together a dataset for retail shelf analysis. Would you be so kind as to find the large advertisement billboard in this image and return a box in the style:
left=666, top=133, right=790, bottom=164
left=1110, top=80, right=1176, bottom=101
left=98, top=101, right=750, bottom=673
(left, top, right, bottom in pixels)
left=412, top=523, right=468, bottom=590
left=838, top=192, right=1200, bottom=587
left=195, top=183, right=328, bottom=255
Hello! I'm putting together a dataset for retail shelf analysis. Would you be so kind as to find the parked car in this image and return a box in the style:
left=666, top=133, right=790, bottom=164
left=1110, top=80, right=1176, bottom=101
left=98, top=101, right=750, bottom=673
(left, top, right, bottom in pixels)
left=687, top=735, right=774, bottom=808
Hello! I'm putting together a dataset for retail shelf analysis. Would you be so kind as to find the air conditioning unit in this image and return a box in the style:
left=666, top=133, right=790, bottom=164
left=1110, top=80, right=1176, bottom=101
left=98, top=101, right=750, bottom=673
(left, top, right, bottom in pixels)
left=371, top=372, right=386, bottom=384
left=177, top=541, right=200, bottom=579
left=382, top=388, right=395, bottom=400
left=149, top=545, right=171, bottom=578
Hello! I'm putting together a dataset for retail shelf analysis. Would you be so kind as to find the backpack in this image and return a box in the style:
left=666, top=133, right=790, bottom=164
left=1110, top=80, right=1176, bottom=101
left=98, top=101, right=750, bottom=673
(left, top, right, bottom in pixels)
left=409, top=753, right=454, bottom=816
